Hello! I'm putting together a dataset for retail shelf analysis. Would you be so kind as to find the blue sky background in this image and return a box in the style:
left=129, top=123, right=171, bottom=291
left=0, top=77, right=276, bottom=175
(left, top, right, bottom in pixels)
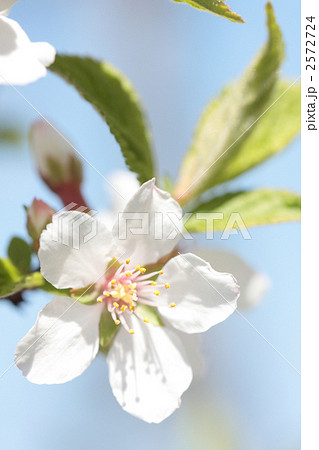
left=0, top=0, right=300, bottom=449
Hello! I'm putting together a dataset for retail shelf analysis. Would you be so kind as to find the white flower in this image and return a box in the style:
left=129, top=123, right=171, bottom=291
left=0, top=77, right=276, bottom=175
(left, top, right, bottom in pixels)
left=0, top=0, right=55, bottom=85
left=15, top=179, right=239, bottom=423
left=103, top=171, right=268, bottom=309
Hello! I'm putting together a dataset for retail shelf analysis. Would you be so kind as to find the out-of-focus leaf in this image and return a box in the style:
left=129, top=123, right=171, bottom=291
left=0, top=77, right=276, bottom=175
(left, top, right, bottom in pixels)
left=172, top=0, right=245, bottom=23
left=174, top=3, right=285, bottom=204
left=0, top=262, right=43, bottom=298
left=0, top=127, right=22, bottom=145
left=185, top=189, right=301, bottom=232
left=50, top=55, right=155, bottom=184
left=7, top=237, right=31, bottom=274
left=203, top=80, right=301, bottom=186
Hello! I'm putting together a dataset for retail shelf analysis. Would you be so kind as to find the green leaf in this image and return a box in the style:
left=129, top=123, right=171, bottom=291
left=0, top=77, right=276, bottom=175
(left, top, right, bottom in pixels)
left=7, top=237, right=31, bottom=274
left=172, top=0, right=245, bottom=23
left=135, top=303, right=164, bottom=326
left=99, top=309, right=119, bottom=354
left=174, top=3, right=285, bottom=204
left=204, top=80, right=301, bottom=186
left=50, top=55, right=155, bottom=184
left=185, top=189, right=301, bottom=232
left=0, top=262, right=43, bottom=298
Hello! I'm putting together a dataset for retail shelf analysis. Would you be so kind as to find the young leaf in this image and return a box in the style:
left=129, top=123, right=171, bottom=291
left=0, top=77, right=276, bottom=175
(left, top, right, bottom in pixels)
left=174, top=3, right=285, bottom=204
left=205, top=80, right=301, bottom=186
left=50, top=55, right=155, bottom=184
left=7, top=237, right=31, bottom=274
left=172, top=0, right=245, bottom=23
left=185, top=189, right=301, bottom=232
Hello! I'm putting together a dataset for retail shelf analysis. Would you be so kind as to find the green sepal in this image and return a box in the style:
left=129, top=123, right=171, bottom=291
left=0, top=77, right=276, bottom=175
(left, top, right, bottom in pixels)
left=70, top=284, right=100, bottom=305
left=136, top=303, right=164, bottom=326
left=99, top=309, right=119, bottom=355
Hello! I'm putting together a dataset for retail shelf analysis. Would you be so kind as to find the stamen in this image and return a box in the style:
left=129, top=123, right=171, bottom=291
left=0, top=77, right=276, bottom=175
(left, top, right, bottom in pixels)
left=125, top=271, right=132, bottom=277
left=129, top=329, right=135, bottom=335
left=135, top=265, right=141, bottom=271
left=159, top=270, right=164, bottom=275
left=121, top=305, right=127, bottom=312
left=111, top=279, right=117, bottom=285
left=170, top=302, right=176, bottom=307
left=165, top=283, right=170, bottom=289
left=103, top=290, right=110, bottom=296
left=139, top=267, right=146, bottom=274
left=154, top=290, right=160, bottom=296
left=126, top=258, right=131, bottom=264
left=151, top=281, right=157, bottom=286
left=115, top=320, right=120, bottom=325
left=97, top=296, right=103, bottom=303
left=144, top=318, right=150, bottom=323
left=113, top=302, right=119, bottom=308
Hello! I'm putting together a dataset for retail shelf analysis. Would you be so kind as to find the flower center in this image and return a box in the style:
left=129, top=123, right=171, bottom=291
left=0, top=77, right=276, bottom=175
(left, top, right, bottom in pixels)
left=96, top=258, right=174, bottom=335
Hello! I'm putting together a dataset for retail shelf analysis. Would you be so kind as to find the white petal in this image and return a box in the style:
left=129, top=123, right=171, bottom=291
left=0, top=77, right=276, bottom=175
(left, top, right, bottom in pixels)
left=15, top=297, right=103, bottom=384
left=106, top=170, right=140, bottom=215
left=107, top=315, right=193, bottom=423
left=29, top=120, right=77, bottom=181
left=0, top=17, right=55, bottom=85
left=39, top=211, right=118, bottom=289
left=0, top=0, right=17, bottom=14
left=158, top=253, right=239, bottom=333
left=196, top=248, right=269, bottom=309
left=112, top=179, right=182, bottom=266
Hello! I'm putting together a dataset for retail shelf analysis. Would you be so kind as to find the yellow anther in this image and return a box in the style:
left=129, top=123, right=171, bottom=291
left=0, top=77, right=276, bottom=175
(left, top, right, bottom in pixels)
left=113, top=302, right=119, bottom=308
left=170, top=302, right=176, bottom=308
left=129, top=329, right=135, bottom=335
left=165, top=283, right=170, bottom=289
left=135, top=265, right=141, bottom=271
left=125, top=271, right=132, bottom=277
left=115, top=320, right=120, bottom=325
left=139, top=267, right=146, bottom=274
left=151, top=281, right=157, bottom=286
left=111, top=279, right=117, bottom=285
left=130, top=305, right=136, bottom=311
left=159, top=270, right=164, bottom=275
left=126, top=258, right=131, bottom=264
left=144, top=318, right=150, bottom=323
left=103, top=290, right=110, bottom=297
left=154, top=290, right=160, bottom=296
left=121, top=305, right=127, bottom=312
left=97, top=296, right=103, bottom=303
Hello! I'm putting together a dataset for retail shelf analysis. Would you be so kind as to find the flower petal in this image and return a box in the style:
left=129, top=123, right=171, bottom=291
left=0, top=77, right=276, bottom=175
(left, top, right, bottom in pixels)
left=112, top=179, right=182, bottom=266
left=157, top=253, right=239, bottom=333
left=39, top=211, right=118, bottom=289
left=106, top=170, right=140, bottom=214
left=0, top=0, right=17, bottom=14
left=15, top=296, right=103, bottom=384
left=196, top=248, right=269, bottom=309
left=0, top=17, right=55, bottom=85
left=107, top=315, right=193, bottom=423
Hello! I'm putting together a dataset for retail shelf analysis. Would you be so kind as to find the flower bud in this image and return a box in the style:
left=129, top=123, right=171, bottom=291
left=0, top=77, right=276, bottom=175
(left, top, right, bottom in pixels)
left=25, top=198, right=55, bottom=252
left=29, top=121, right=86, bottom=207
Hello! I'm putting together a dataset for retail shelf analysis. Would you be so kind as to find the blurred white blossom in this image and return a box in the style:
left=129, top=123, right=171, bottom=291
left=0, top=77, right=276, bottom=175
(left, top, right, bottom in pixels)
left=0, top=0, right=55, bottom=85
